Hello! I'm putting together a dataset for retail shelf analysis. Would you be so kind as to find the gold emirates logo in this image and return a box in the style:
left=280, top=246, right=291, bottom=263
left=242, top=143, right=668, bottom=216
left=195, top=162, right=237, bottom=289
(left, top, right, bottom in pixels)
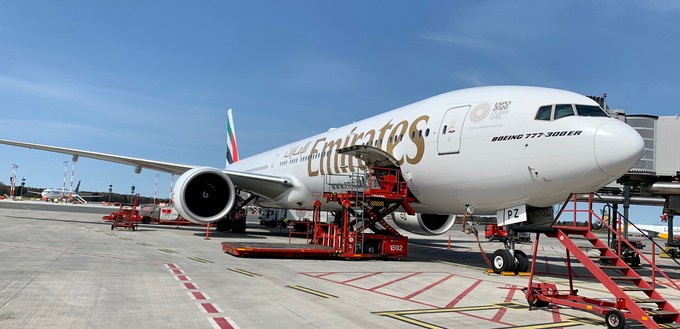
left=299, top=115, right=430, bottom=177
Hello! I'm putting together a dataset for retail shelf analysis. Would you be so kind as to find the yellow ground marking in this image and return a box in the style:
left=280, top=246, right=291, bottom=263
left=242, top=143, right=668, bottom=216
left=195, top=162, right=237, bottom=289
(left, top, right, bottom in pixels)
left=158, top=248, right=178, bottom=254
left=374, top=303, right=600, bottom=329
left=286, top=285, right=338, bottom=299
left=187, top=257, right=213, bottom=263
left=228, top=268, right=262, bottom=277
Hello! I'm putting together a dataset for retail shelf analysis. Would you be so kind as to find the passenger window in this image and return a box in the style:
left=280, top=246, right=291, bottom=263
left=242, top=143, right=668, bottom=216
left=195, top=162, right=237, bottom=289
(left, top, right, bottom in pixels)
left=554, top=104, right=575, bottom=120
left=535, top=106, right=552, bottom=121
left=575, top=105, right=609, bottom=117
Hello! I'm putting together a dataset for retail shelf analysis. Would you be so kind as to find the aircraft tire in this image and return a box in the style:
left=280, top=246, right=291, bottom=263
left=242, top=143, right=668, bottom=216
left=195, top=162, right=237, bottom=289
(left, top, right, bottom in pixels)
left=514, top=250, right=529, bottom=274
left=492, top=249, right=513, bottom=274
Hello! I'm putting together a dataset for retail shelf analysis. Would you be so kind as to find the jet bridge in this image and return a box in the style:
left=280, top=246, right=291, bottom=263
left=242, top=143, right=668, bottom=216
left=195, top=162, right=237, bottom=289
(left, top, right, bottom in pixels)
left=596, top=112, right=680, bottom=255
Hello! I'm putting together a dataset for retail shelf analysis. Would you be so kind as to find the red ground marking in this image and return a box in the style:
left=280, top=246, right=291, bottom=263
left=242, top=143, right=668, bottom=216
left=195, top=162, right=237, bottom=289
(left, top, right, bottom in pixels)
left=210, top=317, right=235, bottom=329
left=166, top=263, right=178, bottom=269
left=340, top=272, right=383, bottom=284
left=301, top=272, right=336, bottom=278
left=402, top=273, right=455, bottom=300
left=490, top=285, right=517, bottom=323
left=304, top=271, right=522, bottom=309
left=201, top=303, right=220, bottom=313
left=191, top=292, right=207, bottom=300
left=172, top=269, right=183, bottom=274
left=368, top=272, right=422, bottom=291
left=184, top=282, right=197, bottom=290
left=177, top=275, right=190, bottom=281
left=457, top=311, right=515, bottom=327
left=550, top=305, right=562, bottom=323
left=445, top=279, right=482, bottom=308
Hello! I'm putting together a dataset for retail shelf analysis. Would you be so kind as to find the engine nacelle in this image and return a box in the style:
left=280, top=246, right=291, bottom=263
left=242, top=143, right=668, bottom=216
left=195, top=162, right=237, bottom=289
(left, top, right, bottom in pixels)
left=172, top=167, right=236, bottom=224
left=391, top=213, right=457, bottom=236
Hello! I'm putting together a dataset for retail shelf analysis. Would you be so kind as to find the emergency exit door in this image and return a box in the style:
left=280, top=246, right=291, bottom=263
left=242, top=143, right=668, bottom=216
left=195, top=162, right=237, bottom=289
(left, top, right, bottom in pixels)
left=437, top=105, right=470, bottom=155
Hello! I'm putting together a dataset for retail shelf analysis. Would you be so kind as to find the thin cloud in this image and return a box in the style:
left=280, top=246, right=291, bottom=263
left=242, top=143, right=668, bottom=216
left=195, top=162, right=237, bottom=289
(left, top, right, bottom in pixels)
left=453, top=73, right=486, bottom=87
left=639, top=0, right=680, bottom=13
left=420, top=33, right=513, bottom=55
left=287, top=59, right=368, bottom=91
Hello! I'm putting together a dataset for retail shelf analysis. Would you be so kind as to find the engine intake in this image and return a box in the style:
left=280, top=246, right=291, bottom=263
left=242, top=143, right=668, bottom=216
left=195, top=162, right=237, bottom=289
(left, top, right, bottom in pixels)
left=391, top=213, right=457, bottom=236
left=172, top=167, right=236, bottom=224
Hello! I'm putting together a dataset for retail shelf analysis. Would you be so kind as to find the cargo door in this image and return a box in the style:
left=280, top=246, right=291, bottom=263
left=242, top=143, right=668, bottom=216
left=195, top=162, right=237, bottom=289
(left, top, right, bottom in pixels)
left=437, top=105, right=470, bottom=155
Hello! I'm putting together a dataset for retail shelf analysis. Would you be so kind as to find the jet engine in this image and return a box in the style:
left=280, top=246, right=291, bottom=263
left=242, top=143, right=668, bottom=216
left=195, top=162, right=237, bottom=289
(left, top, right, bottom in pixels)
left=172, top=167, right=236, bottom=224
left=391, top=213, right=457, bottom=236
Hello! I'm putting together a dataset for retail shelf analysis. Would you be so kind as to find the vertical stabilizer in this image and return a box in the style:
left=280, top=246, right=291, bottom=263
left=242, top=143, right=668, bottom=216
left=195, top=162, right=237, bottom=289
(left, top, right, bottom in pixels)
left=75, top=180, right=81, bottom=193
left=226, top=109, right=239, bottom=165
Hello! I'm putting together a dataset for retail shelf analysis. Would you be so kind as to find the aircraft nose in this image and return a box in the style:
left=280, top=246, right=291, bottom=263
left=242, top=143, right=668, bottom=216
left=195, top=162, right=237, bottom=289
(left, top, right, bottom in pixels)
left=594, top=120, right=644, bottom=177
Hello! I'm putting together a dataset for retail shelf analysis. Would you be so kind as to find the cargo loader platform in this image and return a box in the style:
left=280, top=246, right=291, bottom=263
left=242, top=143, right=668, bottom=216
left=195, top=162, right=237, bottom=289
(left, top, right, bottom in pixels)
left=221, top=242, right=338, bottom=258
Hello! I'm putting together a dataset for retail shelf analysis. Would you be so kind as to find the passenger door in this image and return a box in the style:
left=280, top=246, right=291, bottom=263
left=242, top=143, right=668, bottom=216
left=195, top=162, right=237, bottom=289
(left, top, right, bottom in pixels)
left=437, top=105, right=470, bottom=155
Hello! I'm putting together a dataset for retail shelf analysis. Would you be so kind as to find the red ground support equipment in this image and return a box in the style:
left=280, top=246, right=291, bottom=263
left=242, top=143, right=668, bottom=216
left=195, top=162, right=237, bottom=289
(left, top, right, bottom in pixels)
left=484, top=224, right=508, bottom=242
left=222, top=166, right=411, bottom=260
left=107, top=194, right=142, bottom=231
left=525, top=194, right=680, bottom=329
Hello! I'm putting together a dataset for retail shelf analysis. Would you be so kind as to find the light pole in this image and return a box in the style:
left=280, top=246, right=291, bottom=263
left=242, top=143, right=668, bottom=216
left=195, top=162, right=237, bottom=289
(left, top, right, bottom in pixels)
left=9, top=164, right=17, bottom=198
left=20, top=177, right=25, bottom=197
left=153, top=174, right=159, bottom=205
left=108, top=184, right=113, bottom=203
left=61, top=161, right=68, bottom=199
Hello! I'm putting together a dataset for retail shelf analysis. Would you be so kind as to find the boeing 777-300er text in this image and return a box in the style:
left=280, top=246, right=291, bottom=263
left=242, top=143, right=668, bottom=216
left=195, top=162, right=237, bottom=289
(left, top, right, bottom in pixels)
left=0, top=86, right=644, bottom=236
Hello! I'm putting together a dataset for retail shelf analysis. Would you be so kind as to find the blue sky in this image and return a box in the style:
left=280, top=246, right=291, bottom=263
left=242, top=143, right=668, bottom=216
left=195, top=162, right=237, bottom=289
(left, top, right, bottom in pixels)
left=1, top=1, right=679, bottom=223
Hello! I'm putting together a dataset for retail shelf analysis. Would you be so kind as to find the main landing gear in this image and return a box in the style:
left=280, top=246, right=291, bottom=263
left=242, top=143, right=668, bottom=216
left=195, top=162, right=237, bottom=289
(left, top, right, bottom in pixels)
left=491, top=248, right=529, bottom=274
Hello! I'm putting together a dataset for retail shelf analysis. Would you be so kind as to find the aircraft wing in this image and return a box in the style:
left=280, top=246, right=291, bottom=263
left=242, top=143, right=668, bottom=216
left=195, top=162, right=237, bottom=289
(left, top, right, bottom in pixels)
left=0, top=139, right=293, bottom=200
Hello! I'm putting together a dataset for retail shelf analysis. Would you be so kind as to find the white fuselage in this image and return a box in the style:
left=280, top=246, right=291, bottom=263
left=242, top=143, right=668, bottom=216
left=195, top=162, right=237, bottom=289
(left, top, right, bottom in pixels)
left=40, top=188, right=76, bottom=199
left=226, top=86, right=643, bottom=215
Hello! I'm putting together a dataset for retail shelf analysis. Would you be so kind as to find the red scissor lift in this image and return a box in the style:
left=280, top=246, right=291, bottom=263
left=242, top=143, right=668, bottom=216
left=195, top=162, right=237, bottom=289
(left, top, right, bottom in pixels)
left=222, top=166, right=410, bottom=259
left=315, top=166, right=411, bottom=259
left=524, top=194, right=680, bottom=329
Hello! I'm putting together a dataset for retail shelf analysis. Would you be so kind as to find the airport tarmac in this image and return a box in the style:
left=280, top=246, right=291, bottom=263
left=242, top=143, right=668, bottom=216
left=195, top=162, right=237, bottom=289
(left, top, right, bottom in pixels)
left=1, top=200, right=680, bottom=328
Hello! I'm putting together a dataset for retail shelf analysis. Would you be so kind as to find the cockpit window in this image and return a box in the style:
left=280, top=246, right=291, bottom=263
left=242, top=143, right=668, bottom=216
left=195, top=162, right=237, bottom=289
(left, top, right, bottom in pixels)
left=554, top=104, right=575, bottom=120
left=535, top=105, right=552, bottom=121
left=536, top=103, right=610, bottom=121
left=575, top=104, right=609, bottom=117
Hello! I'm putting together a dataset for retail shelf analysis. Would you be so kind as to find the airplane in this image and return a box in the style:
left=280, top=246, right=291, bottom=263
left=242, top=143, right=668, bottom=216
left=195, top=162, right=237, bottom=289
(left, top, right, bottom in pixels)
left=27, top=181, right=94, bottom=203
left=628, top=224, right=680, bottom=240
left=0, top=86, right=644, bottom=241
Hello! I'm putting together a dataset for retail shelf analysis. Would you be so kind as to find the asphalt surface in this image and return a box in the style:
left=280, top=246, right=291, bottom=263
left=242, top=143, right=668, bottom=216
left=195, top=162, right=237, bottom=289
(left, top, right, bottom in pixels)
left=1, top=199, right=680, bottom=328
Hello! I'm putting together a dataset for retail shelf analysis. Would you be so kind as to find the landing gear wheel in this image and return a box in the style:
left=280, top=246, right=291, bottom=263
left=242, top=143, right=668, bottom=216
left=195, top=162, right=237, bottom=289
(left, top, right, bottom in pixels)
left=605, top=310, right=625, bottom=329
left=111, top=223, right=114, bottom=230
left=514, top=250, right=529, bottom=274
left=492, top=249, right=514, bottom=274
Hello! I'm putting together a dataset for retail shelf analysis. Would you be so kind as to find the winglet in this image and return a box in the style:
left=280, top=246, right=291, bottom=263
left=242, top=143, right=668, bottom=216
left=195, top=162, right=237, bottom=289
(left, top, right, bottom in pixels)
left=226, top=108, right=239, bottom=165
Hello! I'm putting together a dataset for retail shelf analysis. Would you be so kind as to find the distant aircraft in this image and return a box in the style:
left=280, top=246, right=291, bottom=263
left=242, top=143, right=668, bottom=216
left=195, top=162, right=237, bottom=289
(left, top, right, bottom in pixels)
left=28, top=181, right=93, bottom=204
left=628, top=224, right=680, bottom=240
left=0, top=86, right=644, bottom=237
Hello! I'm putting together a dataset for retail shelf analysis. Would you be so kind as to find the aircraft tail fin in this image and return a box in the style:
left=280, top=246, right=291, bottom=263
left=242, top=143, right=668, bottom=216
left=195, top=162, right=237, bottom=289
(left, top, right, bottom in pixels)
left=75, top=180, right=81, bottom=193
left=226, top=108, right=239, bottom=165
